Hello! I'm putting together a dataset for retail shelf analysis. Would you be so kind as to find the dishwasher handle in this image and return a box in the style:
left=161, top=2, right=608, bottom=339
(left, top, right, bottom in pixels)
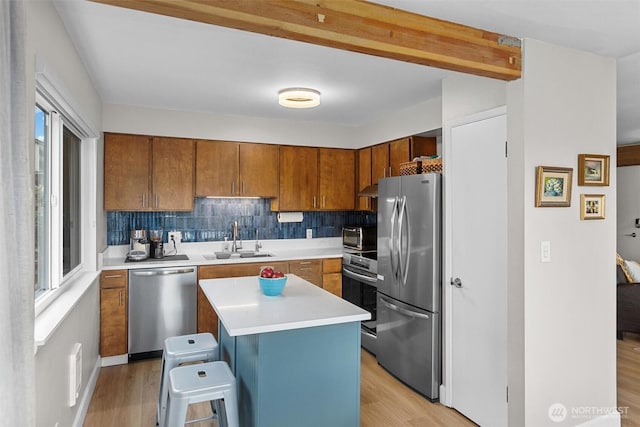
left=130, top=268, right=195, bottom=277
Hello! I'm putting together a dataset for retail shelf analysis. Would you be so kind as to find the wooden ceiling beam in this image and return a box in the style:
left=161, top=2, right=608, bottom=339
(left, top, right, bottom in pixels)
left=90, top=0, right=522, bottom=81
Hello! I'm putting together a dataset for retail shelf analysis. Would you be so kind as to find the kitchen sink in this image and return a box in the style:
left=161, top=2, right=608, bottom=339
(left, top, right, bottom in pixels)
left=239, top=251, right=272, bottom=258
left=202, top=252, right=273, bottom=260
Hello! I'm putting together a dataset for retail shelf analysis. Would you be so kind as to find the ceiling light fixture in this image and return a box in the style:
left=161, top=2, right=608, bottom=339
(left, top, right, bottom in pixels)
left=278, top=88, right=320, bottom=109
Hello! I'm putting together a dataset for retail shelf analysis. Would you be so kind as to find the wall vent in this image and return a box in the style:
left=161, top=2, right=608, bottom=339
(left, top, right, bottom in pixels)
left=68, top=343, right=82, bottom=407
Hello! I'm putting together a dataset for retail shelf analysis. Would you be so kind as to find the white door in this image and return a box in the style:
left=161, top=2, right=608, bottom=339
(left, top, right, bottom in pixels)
left=447, top=111, right=508, bottom=426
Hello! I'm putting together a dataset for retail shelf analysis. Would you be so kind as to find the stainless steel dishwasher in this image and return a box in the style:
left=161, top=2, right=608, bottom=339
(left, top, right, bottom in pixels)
left=128, top=266, right=197, bottom=359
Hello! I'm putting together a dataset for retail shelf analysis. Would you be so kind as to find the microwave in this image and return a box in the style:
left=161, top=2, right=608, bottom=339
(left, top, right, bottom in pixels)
left=342, top=226, right=377, bottom=251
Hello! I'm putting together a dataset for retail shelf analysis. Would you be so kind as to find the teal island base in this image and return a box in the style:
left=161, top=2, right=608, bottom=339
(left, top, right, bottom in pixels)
left=219, top=320, right=362, bottom=427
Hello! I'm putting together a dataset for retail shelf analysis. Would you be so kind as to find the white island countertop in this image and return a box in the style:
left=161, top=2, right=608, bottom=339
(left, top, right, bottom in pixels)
left=200, top=274, right=370, bottom=337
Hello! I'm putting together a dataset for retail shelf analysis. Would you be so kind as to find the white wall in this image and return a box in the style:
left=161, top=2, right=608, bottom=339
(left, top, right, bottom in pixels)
left=103, top=96, right=442, bottom=150
left=508, top=39, right=617, bottom=426
left=616, top=166, right=640, bottom=260
left=103, top=104, right=359, bottom=148
left=355, top=97, right=442, bottom=148
left=442, top=75, right=507, bottom=123
left=35, top=283, right=100, bottom=427
left=26, top=1, right=103, bottom=426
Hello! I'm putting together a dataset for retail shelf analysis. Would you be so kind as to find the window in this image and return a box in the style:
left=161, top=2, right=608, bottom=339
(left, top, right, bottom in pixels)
left=35, top=92, right=83, bottom=300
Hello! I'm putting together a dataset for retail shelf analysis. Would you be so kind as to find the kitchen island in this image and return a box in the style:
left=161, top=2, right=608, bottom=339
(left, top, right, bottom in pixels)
left=199, top=274, right=370, bottom=427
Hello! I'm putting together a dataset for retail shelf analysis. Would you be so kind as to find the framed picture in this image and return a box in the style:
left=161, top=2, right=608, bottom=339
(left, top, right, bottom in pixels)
left=578, top=154, right=610, bottom=186
left=580, top=194, right=605, bottom=220
left=535, top=166, right=573, bottom=207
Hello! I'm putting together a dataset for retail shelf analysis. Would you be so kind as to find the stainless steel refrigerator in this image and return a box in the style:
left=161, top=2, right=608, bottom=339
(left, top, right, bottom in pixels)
left=376, top=173, right=441, bottom=400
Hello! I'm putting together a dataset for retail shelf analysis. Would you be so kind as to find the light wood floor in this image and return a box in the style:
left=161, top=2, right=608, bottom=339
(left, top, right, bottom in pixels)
left=618, top=333, right=640, bottom=427
left=84, top=335, right=640, bottom=427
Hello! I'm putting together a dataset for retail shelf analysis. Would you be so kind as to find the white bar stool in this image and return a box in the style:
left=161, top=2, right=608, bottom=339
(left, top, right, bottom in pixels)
left=165, top=361, right=239, bottom=427
left=157, top=333, right=218, bottom=427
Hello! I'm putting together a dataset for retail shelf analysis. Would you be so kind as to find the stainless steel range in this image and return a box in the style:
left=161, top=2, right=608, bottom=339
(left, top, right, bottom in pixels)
left=342, top=226, right=378, bottom=355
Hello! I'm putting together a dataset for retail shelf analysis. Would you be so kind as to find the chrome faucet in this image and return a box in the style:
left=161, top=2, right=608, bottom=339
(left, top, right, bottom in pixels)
left=255, top=229, right=262, bottom=252
left=231, top=221, right=242, bottom=253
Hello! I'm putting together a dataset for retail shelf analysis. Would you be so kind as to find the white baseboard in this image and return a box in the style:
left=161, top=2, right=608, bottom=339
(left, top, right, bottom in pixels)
left=101, top=354, right=128, bottom=367
left=72, top=357, right=101, bottom=427
left=439, top=384, right=451, bottom=407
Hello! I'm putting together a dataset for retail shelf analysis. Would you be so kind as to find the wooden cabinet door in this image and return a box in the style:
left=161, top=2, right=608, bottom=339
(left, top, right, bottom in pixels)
left=239, top=143, right=278, bottom=197
left=289, top=259, right=322, bottom=286
left=99, top=270, right=128, bottom=357
left=197, top=262, right=290, bottom=339
left=389, top=137, right=411, bottom=176
left=322, top=273, right=342, bottom=297
left=100, top=286, right=127, bottom=356
left=279, top=146, right=318, bottom=211
left=410, top=136, right=437, bottom=159
left=371, top=143, right=389, bottom=185
left=319, top=148, right=355, bottom=210
left=152, top=137, right=195, bottom=210
left=195, top=140, right=239, bottom=197
left=104, top=133, right=151, bottom=210
left=322, top=258, right=342, bottom=296
left=197, top=286, right=219, bottom=339
left=357, top=147, right=372, bottom=210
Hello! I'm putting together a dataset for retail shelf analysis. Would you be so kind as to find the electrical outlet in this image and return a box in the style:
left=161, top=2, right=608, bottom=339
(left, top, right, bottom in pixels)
left=168, top=231, right=182, bottom=254
left=306, top=229, right=313, bottom=239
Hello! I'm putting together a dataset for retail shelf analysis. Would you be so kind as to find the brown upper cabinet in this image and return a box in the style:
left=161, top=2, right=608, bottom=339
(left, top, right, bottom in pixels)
left=357, top=136, right=436, bottom=211
left=617, top=144, right=640, bottom=167
left=277, top=146, right=355, bottom=211
left=195, top=140, right=279, bottom=197
left=104, top=133, right=195, bottom=211
left=374, top=136, right=437, bottom=182
left=357, top=148, right=373, bottom=211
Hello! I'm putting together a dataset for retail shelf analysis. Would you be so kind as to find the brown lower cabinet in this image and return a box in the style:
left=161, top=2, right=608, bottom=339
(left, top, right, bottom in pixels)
left=196, top=258, right=343, bottom=339
left=197, top=261, right=290, bottom=339
left=322, top=258, right=343, bottom=297
left=289, top=259, right=322, bottom=286
left=99, top=270, right=128, bottom=357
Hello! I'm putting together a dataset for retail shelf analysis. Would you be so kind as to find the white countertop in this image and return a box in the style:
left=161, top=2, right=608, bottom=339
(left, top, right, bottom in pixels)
left=200, top=274, right=370, bottom=336
left=100, top=238, right=343, bottom=270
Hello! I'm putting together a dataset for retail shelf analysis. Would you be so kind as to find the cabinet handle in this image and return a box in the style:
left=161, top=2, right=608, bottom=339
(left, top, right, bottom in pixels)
left=299, top=267, right=313, bottom=271
left=141, top=193, right=146, bottom=208
left=313, top=196, right=316, bottom=208
left=298, top=261, right=313, bottom=265
left=103, top=274, right=122, bottom=279
left=155, top=193, right=159, bottom=209
left=322, top=196, right=326, bottom=208
left=118, top=290, right=123, bottom=306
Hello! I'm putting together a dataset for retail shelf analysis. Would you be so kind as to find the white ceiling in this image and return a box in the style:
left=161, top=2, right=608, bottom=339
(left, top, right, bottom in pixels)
left=54, top=0, right=640, bottom=143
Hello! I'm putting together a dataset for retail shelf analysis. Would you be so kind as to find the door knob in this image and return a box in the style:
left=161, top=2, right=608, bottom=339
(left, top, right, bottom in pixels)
left=451, top=277, right=463, bottom=288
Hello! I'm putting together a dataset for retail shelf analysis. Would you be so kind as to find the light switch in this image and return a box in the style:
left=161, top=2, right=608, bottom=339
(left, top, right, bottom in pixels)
left=541, top=241, right=551, bottom=263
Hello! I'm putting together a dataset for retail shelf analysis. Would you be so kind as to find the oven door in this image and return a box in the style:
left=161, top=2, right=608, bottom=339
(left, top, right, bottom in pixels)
left=342, top=265, right=378, bottom=354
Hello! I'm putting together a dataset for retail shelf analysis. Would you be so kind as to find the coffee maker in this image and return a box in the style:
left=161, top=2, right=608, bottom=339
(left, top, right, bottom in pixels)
left=128, top=229, right=150, bottom=261
left=149, top=229, right=164, bottom=259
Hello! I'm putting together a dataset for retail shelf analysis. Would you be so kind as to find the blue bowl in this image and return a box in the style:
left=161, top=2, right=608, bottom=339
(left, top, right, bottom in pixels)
left=258, top=276, right=287, bottom=296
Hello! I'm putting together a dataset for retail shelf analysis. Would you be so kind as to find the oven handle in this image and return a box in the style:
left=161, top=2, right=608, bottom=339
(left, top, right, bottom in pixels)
left=378, top=295, right=430, bottom=320
left=342, top=266, right=378, bottom=286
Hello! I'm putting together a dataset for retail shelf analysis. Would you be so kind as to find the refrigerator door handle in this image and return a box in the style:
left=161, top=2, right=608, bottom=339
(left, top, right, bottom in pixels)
left=390, top=196, right=399, bottom=281
left=398, top=195, right=410, bottom=286
left=379, top=295, right=431, bottom=320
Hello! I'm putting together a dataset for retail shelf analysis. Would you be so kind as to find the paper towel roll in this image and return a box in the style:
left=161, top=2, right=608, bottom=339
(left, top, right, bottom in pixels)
left=277, top=212, right=304, bottom=223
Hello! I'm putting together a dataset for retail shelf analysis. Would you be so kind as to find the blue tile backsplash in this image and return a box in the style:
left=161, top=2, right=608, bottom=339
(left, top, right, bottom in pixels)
left=107, top=198, right=376, bottom=245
